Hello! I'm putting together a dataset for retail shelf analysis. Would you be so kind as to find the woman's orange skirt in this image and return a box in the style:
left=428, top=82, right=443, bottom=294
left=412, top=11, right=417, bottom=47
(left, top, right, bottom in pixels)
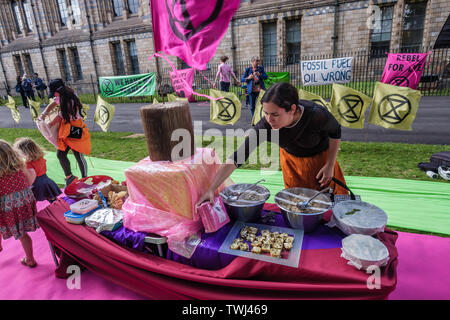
left=280, top=148, right=348, bottom=195
left=57, top=119, right=91, bottom=155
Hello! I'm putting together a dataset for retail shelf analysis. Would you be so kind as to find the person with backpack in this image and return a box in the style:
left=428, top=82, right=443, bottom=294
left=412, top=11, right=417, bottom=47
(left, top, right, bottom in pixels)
left=21, top=74, right=36, bottom=102
left=15, top=75, right=28, bottom=108
left=32, top=73, right=47, bottom=105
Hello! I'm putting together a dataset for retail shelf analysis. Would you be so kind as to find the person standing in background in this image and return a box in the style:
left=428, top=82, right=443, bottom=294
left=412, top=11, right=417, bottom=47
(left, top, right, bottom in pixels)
left=32, top=73, right=47, bottom=106
left=22, top=74, right=36, bottom=103
left=15, top=75, right=28, bottom=108
left=214, top=56, right=240, bottom=92
left=241, top=56, right=268, bottom=117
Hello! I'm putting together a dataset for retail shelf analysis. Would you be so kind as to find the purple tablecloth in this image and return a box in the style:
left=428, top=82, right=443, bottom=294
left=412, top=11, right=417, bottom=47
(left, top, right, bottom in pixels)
left=166, top=209, right=345, bottom=270
left=66, top=193, right=346, bottom=270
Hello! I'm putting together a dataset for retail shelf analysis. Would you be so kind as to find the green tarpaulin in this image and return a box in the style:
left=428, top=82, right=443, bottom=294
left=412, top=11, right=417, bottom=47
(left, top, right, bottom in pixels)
left=99, top=73, right=156, bottom=97
left=44, top=152, right=450, bottom=236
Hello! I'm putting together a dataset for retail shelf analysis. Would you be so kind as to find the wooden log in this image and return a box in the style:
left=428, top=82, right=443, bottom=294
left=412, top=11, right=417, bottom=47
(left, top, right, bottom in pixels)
left=140, top=101, right=195, bottom=161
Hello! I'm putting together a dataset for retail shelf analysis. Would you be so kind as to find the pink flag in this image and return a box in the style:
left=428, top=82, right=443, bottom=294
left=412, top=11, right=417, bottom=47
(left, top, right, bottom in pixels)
left=150, top=0, right=240, bottom=70
left=169, top=68, right=195, bottom=101
left=381, top=53, right=429, bottom=90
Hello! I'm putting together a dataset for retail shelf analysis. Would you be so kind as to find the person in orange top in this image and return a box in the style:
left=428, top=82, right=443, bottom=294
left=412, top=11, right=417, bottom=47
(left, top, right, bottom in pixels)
left=14, top=137, right=61, bottom=203
left=38, top=79, right=91, bottom=187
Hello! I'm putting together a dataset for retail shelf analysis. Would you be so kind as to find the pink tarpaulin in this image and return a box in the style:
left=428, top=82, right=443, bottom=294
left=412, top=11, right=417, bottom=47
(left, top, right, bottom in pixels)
left=0, top=200, right=449, bottom=299
left=381, top=52, right=429, bottom=90
left=150, top=0, right=240, bottom=70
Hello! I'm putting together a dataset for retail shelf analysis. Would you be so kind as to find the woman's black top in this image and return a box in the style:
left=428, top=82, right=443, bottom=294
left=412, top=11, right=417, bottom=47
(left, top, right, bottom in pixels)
left=230, top=100, right=341, bottom=167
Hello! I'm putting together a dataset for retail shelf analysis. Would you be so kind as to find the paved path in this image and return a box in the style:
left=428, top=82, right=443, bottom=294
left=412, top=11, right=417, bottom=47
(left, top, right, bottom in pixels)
left=1, top=96, right=449, bottom=145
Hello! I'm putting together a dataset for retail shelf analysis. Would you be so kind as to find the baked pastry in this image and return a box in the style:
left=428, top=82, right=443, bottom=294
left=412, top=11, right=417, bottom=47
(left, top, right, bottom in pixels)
left=230, top=242, right=240, bottom=250
left=285, top=236, right=294, bottom=243
left=249, top=227, right=258, bottom=234
left=239, top=243, right=250, bottom=251
left=251, top=240, right=262, bottom=247
left=261, top=244, right=271, bottom=253
left=251, top=246, right=261, bottom=254
left=273, top=242, right=283, bottom=250
left=270, top=248, right=282, bottom=258
left=284, top=242, right=293, bottom=251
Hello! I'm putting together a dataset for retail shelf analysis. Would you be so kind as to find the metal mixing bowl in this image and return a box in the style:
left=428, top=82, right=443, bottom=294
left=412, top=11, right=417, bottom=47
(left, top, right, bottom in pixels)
left=220, top=183, right=270, bottom=222
left=275, top=187, right=332, bottom=232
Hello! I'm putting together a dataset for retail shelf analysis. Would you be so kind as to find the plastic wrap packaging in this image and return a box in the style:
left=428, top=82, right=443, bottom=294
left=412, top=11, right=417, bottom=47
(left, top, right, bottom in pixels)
left=85, top=208, right=124, bottom=233
left=326, top=200, right=388, bottom=236
left=122, top=148, right=233, bottom=258
left=341, top=234, right=389, bottom=270
left=196, top=197, right=230, bottom=233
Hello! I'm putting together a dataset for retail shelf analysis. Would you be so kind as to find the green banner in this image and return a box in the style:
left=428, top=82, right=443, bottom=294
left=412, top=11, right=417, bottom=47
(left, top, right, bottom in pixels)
left=99, top=73, right=156, bottom=97
left=264, top=72, right=290, bottom=88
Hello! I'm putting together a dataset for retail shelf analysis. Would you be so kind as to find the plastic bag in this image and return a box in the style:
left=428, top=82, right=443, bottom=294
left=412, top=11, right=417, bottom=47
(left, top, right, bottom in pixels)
left=85, top=208, right=123, bottom=233
left=196, top=197, right=230, bottom=233
left=122, top=148, right=233, bottom=258
left=36, top=118, right=59, bottom=148
left=327, top=200, right=387, bottom=236
left=340, top=234, right=389, bottom=270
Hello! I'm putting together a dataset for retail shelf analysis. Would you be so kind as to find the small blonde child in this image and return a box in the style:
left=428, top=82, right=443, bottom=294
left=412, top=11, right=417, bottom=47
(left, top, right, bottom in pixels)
left=14, top=138, right=62, bottom=203
left=0, top=139, right=39, bottom=267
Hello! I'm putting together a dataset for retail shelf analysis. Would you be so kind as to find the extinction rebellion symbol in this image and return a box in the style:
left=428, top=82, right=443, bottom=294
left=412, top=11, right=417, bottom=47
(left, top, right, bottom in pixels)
left=166, top=0, right=224, bottom=42
left=337, top=94, right=364, bottom=123
left=378, top=94, right=411, bottom=124
left=98, top=105, right=110, bottom=125
left=217, top=97, right=236, bottom=122
left=101, top=79, right=114, bottom=96
left=390, top=76, right=410, bottom=88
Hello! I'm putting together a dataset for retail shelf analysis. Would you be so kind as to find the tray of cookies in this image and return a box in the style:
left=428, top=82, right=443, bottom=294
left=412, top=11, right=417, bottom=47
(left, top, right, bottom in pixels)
left=218, top=221, right=304, bottom=268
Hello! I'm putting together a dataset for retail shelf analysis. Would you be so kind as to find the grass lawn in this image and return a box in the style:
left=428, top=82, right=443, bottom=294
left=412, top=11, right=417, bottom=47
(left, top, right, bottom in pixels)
left=1, top=127, right=448, bottom=182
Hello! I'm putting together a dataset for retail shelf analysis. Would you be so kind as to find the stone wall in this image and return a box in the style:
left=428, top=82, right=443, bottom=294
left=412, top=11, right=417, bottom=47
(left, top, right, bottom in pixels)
left=0, top=0, right=448, bottom=96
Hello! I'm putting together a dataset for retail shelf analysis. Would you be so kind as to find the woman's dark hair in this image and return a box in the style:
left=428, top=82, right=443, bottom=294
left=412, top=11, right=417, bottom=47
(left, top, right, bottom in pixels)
left=220, top=56, right=229, bottom=63
left=58, top=86, right=84, bottom=123
left=261, top=82, right=299, bottom=112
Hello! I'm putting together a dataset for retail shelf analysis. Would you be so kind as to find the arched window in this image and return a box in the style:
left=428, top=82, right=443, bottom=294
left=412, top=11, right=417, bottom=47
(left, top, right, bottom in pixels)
left=112, top=0, right=123, bottom=17
left=11, top=1, right=24, bottom=34
left=128, top=0, right=139, bottom=14
left=57, top=0, right=69, bottom=26
left=69, top=0, right=81, bottom=25
left=22, top=0, right=33, bottom=32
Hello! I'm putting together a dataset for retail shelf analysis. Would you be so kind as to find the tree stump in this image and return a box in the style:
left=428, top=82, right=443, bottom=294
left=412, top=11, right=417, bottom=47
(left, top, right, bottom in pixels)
left=140, top=101, right=195, bottom=161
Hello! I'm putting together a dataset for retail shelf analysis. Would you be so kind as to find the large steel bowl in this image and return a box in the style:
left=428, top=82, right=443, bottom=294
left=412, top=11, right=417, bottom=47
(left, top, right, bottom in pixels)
left=275, top=187, right=332, bottom=232
left=220, top=183, right=270, bottom=222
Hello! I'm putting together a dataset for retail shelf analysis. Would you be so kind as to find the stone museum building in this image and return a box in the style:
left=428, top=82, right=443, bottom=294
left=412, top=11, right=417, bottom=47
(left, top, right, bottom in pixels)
left=0, top=0, right=448, bottom=95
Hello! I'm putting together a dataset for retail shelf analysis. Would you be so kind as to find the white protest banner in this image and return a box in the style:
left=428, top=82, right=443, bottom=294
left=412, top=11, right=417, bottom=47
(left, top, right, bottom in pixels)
left=301, top=57, right=353, bottom=86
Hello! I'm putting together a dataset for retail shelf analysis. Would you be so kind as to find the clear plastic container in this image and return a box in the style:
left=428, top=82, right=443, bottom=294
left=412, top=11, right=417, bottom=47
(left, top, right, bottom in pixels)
left=70, top=198, right=100, bottom=214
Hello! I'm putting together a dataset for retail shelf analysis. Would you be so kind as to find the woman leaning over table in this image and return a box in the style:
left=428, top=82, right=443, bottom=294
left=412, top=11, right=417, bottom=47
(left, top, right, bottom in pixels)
left=197, top=82, right=348, bottom=205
